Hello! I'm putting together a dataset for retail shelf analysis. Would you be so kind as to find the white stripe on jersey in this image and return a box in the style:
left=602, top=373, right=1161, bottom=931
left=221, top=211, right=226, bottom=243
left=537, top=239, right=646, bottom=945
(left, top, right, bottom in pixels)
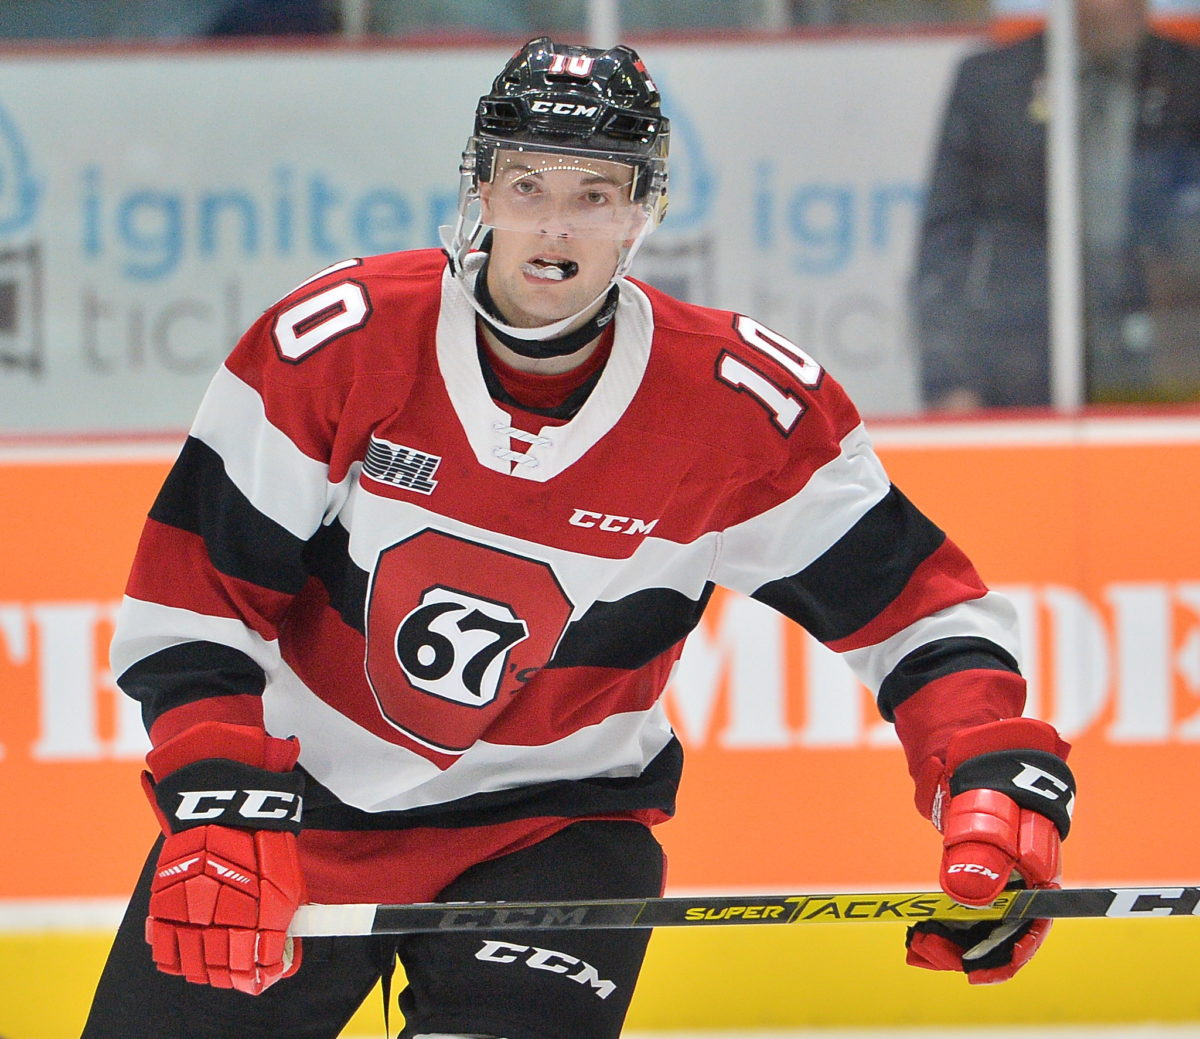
left=190, top=365, right=341, bottom=541
left=340, top=490, right=719, bottom=621
left=263, top=660, right=676, bottom=812
left=841, top=592, right=1022, bottom=694
left=713, top=422, right=891, bottom=595
left=110, top=596, right=282, bottom=679
left=334, top=422, right=885, bottom=630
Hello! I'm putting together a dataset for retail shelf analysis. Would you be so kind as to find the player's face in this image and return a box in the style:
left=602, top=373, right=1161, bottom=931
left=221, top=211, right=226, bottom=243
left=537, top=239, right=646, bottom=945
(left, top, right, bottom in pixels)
left=480, top=151, right=645, bottom=329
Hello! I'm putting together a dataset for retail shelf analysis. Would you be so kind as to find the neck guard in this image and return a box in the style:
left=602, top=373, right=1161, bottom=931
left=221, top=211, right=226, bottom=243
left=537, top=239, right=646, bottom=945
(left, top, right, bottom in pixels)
left=473, top=256, right=620, bottom=359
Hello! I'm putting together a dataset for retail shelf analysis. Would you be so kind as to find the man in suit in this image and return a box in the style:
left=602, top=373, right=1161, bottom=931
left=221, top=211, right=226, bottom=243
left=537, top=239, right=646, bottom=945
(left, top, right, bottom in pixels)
left=912, top=0, right=1200, bottom=409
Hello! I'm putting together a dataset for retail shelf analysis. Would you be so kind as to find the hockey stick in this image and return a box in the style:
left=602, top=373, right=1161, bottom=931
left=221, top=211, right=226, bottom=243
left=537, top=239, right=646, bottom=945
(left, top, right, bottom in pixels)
left=290, top=884, right=1200, bottom=937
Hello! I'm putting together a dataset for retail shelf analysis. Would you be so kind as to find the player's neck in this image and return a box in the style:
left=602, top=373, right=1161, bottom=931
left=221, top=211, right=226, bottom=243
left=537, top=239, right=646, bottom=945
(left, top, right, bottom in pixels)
left=477, top=320, right=604, bottom=375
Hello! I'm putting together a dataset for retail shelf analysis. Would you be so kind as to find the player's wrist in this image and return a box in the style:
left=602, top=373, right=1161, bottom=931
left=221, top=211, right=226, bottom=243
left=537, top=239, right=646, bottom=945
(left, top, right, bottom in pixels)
left=146, top=720, right=301, bottom=779
left=140, top=722, right=303, bottom=836
left=917, top=717, right=1074, bottom=832
left=148, top=757, right=305, bottom=835
left=947, top=747, right=1074, bottom=839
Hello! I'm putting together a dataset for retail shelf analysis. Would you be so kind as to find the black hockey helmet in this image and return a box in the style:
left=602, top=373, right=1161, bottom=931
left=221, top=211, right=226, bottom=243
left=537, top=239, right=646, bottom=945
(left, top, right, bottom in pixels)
left=440, top=38, right=670, bottom=344
left=472, top=36, right=669, bottom=203
left=445, top=37, right=670, bottom=273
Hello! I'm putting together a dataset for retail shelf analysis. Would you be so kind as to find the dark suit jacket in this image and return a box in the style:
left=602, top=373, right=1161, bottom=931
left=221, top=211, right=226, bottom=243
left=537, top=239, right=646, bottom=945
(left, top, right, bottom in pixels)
left=912, top=32, right=1200, bottom=406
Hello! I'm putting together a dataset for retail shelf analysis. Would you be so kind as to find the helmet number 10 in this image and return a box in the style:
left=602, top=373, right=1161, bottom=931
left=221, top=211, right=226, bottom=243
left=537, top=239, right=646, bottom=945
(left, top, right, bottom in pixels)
left=547, top=53, right=596, bottom=78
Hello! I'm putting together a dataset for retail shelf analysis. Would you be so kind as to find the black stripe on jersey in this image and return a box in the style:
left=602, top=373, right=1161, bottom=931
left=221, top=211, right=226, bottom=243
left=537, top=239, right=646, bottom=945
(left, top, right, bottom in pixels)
left=876, top=635, right=1022, bottom=722
left=150, top=437, right=310, bottom=596
left=117, top=640, right=267, bottom=729
left=546, top=584, right=715, bottom=671
left=303, top=517, right=369, bottom=634
left=298, top=737, right=682, bottom=831
left=750, top=485, right=944, bottom=643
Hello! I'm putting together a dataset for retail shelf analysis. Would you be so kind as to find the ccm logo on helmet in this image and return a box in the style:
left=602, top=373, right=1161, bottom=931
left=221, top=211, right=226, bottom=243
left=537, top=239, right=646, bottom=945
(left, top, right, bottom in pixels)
left=530, top=100, right=600, bottom=117
left=946, top=863, right=1001, bottom=880
left=174, top=789, right=303, bottom=823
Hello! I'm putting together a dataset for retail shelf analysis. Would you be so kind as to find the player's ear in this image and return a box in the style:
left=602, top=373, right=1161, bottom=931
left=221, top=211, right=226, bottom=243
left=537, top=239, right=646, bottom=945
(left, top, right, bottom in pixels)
left=479, top=181, right=494, bottom=223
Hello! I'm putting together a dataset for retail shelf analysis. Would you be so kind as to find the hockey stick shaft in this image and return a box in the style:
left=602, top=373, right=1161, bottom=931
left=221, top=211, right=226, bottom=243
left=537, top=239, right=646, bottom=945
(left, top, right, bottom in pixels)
left=290, top=885, right=1200, bottom=937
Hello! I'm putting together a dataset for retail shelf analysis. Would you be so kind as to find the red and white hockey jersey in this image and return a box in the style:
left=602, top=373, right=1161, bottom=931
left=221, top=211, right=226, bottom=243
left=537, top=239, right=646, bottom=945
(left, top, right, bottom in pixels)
left=111, top=248, right=1026, bottom=903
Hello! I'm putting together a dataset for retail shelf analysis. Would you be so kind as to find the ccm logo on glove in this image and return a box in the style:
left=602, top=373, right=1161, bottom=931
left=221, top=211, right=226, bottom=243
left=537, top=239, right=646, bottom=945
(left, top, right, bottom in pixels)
left=173, top=789, right=302, bottom=824
left=1012, top=760, right=1075, bottom=810
left=152, top=759, right=305, bottom=834
left=946, top=862, right=1000, bottom=880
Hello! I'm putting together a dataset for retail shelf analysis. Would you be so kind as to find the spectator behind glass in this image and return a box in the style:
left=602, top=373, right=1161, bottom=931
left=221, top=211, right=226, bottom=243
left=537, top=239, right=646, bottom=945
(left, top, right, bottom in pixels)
left=207, top=0, right=338, bottom=35
left=912, top=0, right=1200, bottom=410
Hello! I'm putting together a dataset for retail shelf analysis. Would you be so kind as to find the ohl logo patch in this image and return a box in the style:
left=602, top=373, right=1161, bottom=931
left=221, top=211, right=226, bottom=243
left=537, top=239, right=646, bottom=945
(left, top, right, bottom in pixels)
left=365, top=530, right=573, bottom=753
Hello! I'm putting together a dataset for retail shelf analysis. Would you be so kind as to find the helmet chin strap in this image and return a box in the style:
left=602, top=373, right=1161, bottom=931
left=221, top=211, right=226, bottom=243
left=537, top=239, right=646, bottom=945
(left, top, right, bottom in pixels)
left=472, top=256, right=619, bottom=359
left=439, top=238, right=615, bottom=359
left=438, top=220, right=652, bottom=358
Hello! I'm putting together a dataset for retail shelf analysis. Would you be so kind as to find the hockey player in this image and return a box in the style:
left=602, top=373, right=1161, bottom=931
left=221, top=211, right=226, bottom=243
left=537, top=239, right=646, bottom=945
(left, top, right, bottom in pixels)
left=81, top=37, right=1076, bottom=1039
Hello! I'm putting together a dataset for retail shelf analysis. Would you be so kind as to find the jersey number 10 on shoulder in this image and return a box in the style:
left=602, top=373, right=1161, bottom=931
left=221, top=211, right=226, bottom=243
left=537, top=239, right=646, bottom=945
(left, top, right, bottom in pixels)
left=717, top=315, right=824, bottom=436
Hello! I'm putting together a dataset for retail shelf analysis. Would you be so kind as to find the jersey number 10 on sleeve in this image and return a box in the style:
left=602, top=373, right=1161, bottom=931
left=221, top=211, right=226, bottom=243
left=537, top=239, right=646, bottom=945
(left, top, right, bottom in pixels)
left=717, top=315, right=823, bottom=436
left=272, top=280, right=372, bottom=363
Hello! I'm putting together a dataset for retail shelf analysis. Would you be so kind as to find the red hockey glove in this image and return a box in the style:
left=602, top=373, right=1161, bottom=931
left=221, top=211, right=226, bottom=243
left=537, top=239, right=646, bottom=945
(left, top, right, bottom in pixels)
left=906, top=718, right=1075, bottom=984
left=142, top=723, right=306, bottom=995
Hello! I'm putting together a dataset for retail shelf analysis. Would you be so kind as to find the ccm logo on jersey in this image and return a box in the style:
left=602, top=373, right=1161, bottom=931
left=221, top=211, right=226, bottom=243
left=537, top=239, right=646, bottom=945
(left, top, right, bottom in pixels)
left=569, top=509, right=658, bottom=535
left=475, top=939, right=616, bottom=999
left=173, top=789, right=303, bottom=824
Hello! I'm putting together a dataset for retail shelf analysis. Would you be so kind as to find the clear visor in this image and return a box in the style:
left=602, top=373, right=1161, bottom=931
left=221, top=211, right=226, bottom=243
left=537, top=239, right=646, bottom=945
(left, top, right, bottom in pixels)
left=480, top=148, right=652, bottom=241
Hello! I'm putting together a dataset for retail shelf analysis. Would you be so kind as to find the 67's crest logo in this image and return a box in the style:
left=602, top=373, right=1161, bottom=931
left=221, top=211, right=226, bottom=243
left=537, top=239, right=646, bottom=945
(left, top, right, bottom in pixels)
left=396, top=586, right=528, bottom=707
left=365, top=530, right=573, bottom=753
